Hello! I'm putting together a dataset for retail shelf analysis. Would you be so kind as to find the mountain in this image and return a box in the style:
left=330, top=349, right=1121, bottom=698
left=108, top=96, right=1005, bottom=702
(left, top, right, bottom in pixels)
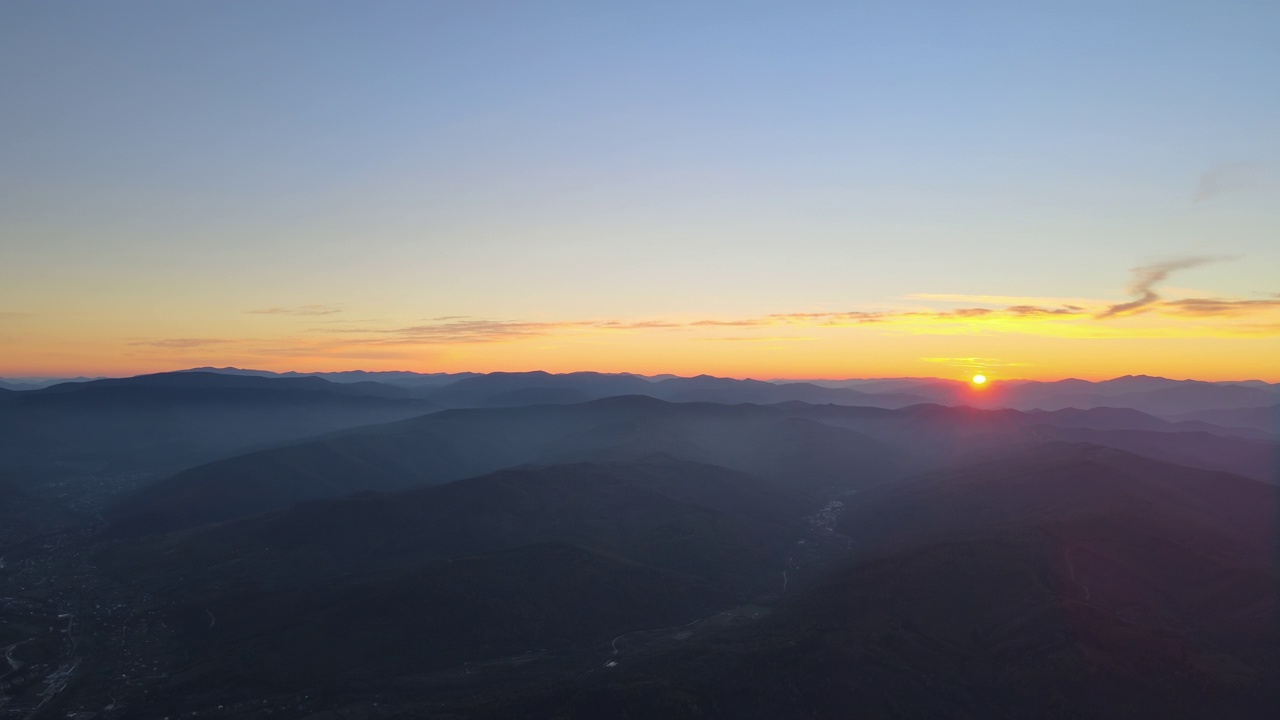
left=180, top=367, right=1279, bottom=418
left=182, top=367, right=932, bottom=408
left=109, top=396, right=1278, bottom=536
left=99, top=460, right=827, bottom=693
left=649, top=374, right=926, bottom=408
left=42, top=370, right=412, bottom=398
left=1023, top=405, right=1263, bottom=436
left=10, top=378, right=1280, bottom=719
left=783, top=402, right=1277, bottom=482
left=816, top=376, right=1280, bottom=418
left=426, top=370, right=657, bottom=407
left=1049, top=427, right=1278, bottom=484
left=1169, top=405, right=1279, bottom=435
left=181, top=366, right=478, bottom=388
left=415, top=370, right=927, bottom=409
left=0, top=371, right=437, bottom=490
left=0, top=375, right=98, bottom=391
left=107, top=396, right=906, bottom=535
left=454, top=445, right=1280, bottom=720
left=993, top=377, right=1280, bottom=417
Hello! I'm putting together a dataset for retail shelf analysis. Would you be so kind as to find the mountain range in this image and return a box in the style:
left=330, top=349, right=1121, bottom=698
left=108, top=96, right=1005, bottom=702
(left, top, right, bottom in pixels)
left=0, top=368, right=1277, bottom=719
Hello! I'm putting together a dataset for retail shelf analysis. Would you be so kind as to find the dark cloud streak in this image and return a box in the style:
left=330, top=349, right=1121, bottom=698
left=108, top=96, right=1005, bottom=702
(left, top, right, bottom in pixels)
left=1098, top=256, right=1232, bottom=318
left=131, top=338, right=232, bottom=350
left=248, top=305, right=344, bottom=316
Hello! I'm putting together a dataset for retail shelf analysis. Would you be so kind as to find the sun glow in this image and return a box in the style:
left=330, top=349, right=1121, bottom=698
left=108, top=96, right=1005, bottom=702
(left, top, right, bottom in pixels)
left=971, top=374, right=988, bottom=386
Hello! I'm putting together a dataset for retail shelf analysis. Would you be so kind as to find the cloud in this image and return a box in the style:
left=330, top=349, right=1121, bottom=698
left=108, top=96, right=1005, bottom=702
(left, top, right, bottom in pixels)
left=934, top=308, right=994, bottom=318
left=910, top=293, right=1096, bottom=306
left=1004, top=305, right=1086, bottom=316
left=1194, top=162, right=1267, bottom=202
left=325, top=318, right=610, bottom=345
left=922, top=357, right=1031, bottom=368
left=766, top=311, right=888, bottom=325
left=241, top=258, right=1280, bottom=356
left=701, top=336, right=817, bottom=343
left=1098, top=256, right=1233, bottom=318
left=1159, top=297, right=1280, bottom=317
left=131, top=338, right=233, bottom=350
left=690, top=319, right=775, bottom=327
left=597, top=320, right=684, bottom=330
left=248, top=304, right=344, bottom=316
left=325, top=305, right=1084, bottom=346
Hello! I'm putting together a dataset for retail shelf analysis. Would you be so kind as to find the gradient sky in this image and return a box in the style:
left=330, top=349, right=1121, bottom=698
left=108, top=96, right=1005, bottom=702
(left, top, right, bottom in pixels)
left=2, top=1, right=1279, bottom=380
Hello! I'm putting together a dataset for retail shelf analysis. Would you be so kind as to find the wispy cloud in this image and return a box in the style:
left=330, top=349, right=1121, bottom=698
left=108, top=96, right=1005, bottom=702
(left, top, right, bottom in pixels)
left=1098, top=256, right=1233, bottom=318
left=1194, top=162, right=1267, bottom=202
left=910, top=293, right=1095, bottom=306
left=323, top=319, right=574, bottom=344
left=248, top=304, right=344, bottom=316
left=597, top=320, right=684, bottom=330
left=700, top=335, right=817, bottom=343
left=124, top=258, right=1280, bottom=365
left=131, top=338, right=233, bottom=350
left=1159, top=297, right=1280, bottom=317
left=922, top=357, right=1032, bottom=368
left=302, top=274, right=1280, bottom=349
left=766, top=311, right=888, bottom=324
left=1004, top=305, right=1086, bottom=316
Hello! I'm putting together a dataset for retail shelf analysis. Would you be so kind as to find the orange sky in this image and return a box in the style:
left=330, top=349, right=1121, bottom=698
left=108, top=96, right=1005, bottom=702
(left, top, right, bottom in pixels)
left=5, top=281, right=1279, bottom=381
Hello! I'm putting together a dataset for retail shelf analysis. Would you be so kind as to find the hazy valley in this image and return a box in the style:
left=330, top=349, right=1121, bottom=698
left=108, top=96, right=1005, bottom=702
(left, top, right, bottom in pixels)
left=0, top=369, right=1276, bottom=718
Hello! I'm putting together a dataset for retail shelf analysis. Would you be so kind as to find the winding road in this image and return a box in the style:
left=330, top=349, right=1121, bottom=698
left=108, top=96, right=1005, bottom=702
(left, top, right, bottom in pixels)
left=609, top=614, right=709, bottom=661
left=2, top=640, right=31, bottom=681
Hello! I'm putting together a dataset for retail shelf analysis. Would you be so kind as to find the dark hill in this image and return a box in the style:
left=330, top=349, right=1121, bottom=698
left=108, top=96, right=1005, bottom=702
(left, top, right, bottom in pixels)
left=459, top=445, right=1280, bottom=719
left=999, top=379, right=1279, bottom=417
left=1024, top=405, right=1270, bottom=438
left=427, top=371, right=655, bottom=407
left=0, top=371, right=436, bottom=489
left=1170, top=404, right=1279, bottom=435
left=101, top=460, right=823, bottom=689
left=415, top=370, right=927, bottom=409
left=1050, top=427, right=1278, bottom=484
left=109, top=397, right=1277, bottom=536
left=108, top=397, right=906, bottom=535
left=36, top=370, right=411, bottom=399
left=650, top=375, right=925, bottom=408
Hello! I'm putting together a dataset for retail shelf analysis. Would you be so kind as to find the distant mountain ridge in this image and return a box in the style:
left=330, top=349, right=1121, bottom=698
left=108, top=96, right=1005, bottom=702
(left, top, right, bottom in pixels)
left=108, top=395, right=1278, bottom=537
left=9, top=367, right=1275, bottom=419
left=0, top=371, right=438, bottom=487
left=0, top=375, right=99, bottom=391
left=174, top=367, right=1280, bottom=418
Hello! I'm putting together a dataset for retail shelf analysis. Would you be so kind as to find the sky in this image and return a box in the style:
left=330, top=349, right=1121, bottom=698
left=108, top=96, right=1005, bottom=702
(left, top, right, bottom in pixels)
left=2, top=1, right=1279, bottom=381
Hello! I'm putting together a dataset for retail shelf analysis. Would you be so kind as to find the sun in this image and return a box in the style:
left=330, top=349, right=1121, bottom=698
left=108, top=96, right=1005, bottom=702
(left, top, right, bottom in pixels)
left=971, top=374, right=988, bottom=386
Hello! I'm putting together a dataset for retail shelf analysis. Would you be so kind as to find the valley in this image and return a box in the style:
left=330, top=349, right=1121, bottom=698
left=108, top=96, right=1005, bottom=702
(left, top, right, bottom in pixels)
left=0, top=370, right=1276, bottom=718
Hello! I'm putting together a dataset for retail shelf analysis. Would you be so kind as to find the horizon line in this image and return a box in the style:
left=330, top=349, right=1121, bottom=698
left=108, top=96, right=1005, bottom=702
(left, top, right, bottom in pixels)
left=1, top=365, right=1276, bottom=386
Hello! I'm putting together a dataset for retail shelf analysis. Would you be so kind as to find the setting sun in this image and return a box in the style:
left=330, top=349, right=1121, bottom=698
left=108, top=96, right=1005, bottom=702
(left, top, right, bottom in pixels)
left=972, top=374, right=988, bottom=385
